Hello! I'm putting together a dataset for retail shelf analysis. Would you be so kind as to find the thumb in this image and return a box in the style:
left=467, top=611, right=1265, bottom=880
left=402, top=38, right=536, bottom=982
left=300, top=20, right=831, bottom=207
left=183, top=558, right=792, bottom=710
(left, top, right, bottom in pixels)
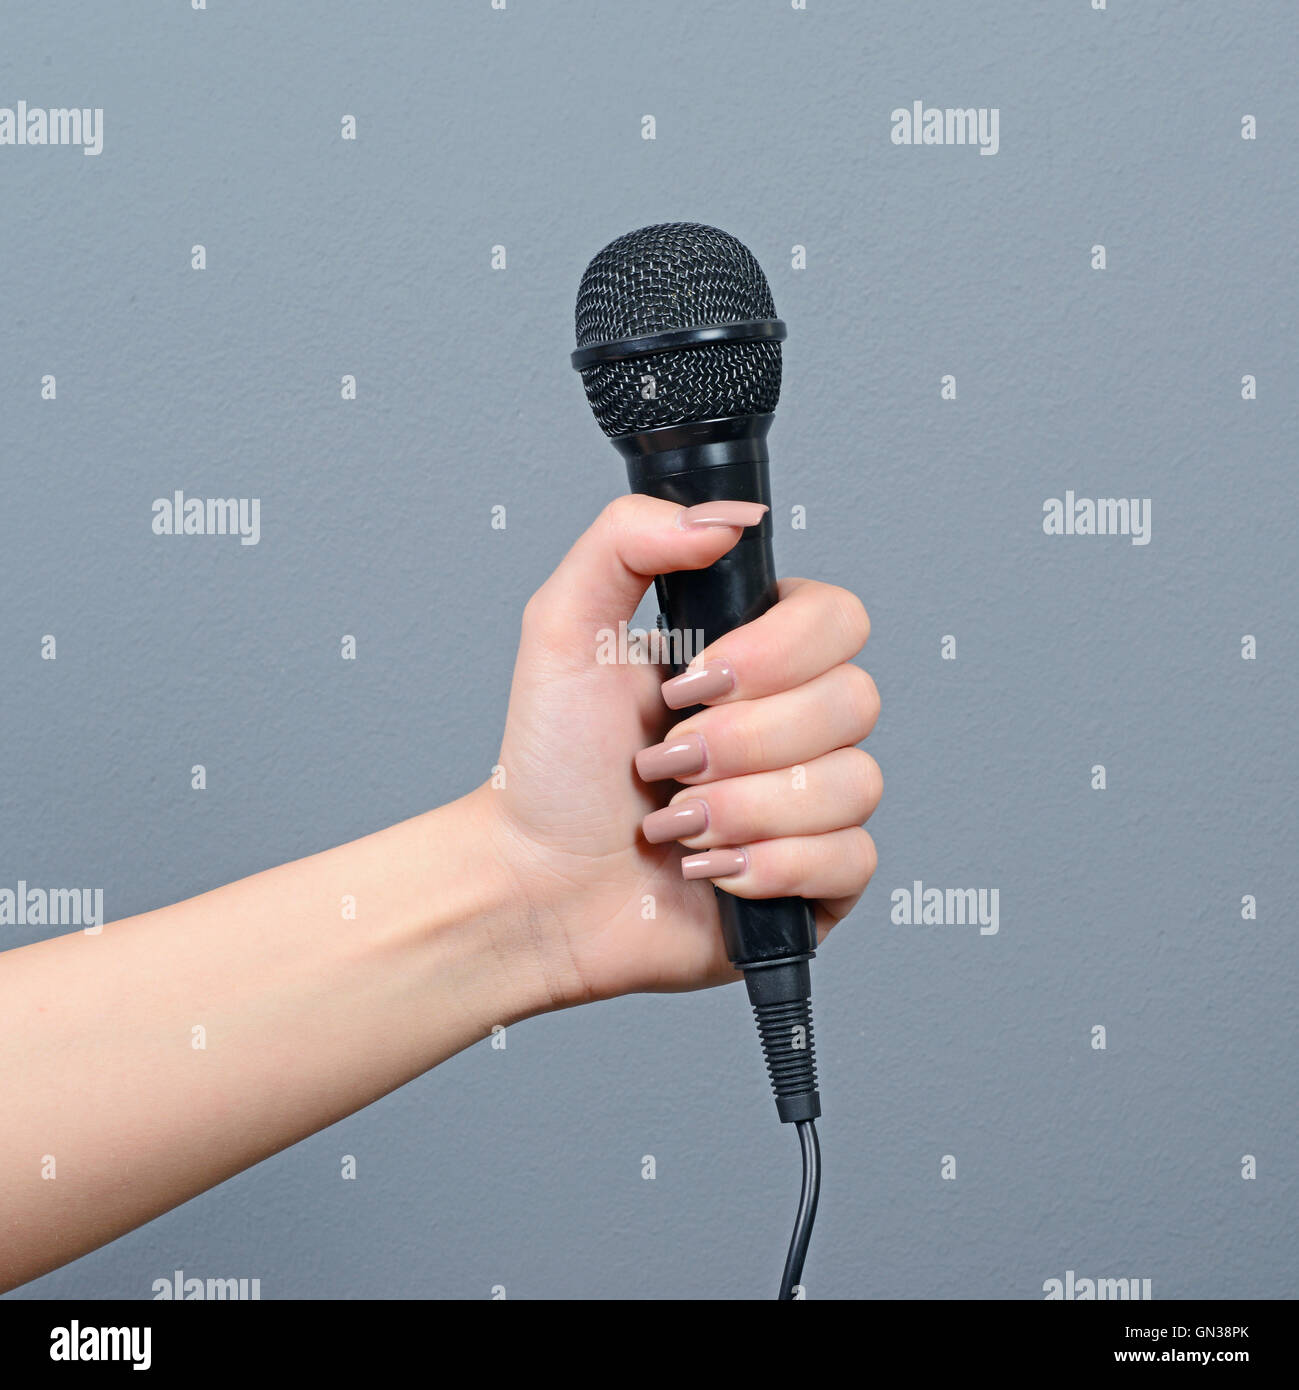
left=524, top=494, right=768, bottom=664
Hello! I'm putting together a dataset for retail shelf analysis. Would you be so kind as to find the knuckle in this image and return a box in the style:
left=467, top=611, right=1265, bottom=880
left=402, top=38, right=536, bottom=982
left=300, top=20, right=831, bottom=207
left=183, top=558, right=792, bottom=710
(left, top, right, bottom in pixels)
left=782, top=835, right=818, bottom=893
left=794, top=834, right=822, bottom=889
left=520, top=589, right=548, bottom=635
left=851, top=828, right=878, bottom=884
left=846, top=749, right=882, bottom=816
left=814, top=834, right=841, bottom=889
left=830, top=587, right=870, bottom=652
left=724, top=711, right=768, bottom=773
left=602, top=494, right=641, bottom=532
left=856, top=666, right=881, bottom=733
left=841, top=664, right=880, bottom=738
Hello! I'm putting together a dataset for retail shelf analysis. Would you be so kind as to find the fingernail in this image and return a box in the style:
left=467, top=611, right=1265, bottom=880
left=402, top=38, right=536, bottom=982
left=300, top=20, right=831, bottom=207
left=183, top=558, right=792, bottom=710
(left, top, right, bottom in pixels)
left=661, top=660, right=735, bottom=710
left=635, top=733, right=707, bottom=781
left=681, top=847, right=747, bottom=881
left=678, top=501, right=768, bottom=530
left=642, top=799, right=709, bottom=844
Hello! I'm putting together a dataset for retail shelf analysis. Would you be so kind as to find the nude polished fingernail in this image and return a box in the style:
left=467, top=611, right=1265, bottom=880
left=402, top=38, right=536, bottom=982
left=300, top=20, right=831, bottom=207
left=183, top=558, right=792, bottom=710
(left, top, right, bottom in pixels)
left=678, top=501, right=769, bottom=530
left=635, top=733, right=707, bottom=781
left=681, top=848, right=747, bottom=881
left=642, top=799, right=708, bottom=844
left=661, top=660, right=735, bottom=710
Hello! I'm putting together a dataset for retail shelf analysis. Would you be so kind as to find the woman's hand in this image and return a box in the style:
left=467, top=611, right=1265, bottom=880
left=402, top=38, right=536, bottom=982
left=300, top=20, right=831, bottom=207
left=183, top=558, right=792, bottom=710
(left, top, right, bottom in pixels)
left=0, top=493, right=878, bottom=1292
left=0, top=492, right=879, bottom=1290
left=476, top=495, right=882, bottom=1010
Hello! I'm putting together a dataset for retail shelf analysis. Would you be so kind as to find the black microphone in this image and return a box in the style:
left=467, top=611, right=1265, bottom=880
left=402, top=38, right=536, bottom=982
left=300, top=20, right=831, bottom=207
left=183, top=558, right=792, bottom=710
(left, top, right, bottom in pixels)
left=571, top=223, right=821, bottom=1297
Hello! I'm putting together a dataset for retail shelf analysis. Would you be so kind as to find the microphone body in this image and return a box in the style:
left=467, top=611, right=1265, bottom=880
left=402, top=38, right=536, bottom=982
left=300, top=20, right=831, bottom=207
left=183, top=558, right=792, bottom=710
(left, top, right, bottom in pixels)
left=615, top=411, right=820, bottom=1123
left=572, top=222, right=823, bottom=1132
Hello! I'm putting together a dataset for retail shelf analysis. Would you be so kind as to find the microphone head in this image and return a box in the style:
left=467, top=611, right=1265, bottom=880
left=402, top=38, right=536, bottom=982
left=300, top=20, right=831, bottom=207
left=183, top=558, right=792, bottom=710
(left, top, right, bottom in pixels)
left=574, top=222, right=782, bottom=437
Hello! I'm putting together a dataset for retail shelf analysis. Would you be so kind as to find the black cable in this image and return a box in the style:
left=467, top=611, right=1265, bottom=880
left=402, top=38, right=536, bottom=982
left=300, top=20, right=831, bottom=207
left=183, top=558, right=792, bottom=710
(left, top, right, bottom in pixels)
left=777, top=1117, right=821, bottom=1300
left=743, top=958, right=823, bottom=1298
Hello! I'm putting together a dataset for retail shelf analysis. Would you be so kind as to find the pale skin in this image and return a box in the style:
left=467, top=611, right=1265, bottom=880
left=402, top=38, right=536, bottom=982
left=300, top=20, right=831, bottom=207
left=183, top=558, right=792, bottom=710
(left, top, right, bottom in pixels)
left=0, top=495, right=880, bottom=1292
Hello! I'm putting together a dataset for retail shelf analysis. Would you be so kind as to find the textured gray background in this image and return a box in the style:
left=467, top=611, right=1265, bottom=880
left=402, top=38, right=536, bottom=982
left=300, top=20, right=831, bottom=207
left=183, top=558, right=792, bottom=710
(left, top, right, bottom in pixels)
left=2, top=0, right=1295, bottom=1300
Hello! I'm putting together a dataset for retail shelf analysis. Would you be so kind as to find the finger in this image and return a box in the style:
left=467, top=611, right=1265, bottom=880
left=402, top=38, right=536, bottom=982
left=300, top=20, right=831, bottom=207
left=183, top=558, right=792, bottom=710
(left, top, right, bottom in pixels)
left=658, top=578, right=869, bottom=710
left=523, top=495, right=767, bottom=663
left=814, top=895, right=864, bottom=943
left=640, top=748, right=882, bottom=848
left=634, top=663, right=879, bottom=785
left=680, top=826, right=877, bottom=901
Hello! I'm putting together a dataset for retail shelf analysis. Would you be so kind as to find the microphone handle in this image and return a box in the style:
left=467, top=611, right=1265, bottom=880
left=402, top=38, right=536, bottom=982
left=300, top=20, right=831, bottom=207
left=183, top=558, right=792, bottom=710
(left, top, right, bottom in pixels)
left=617, top=413, right=818, bottom=972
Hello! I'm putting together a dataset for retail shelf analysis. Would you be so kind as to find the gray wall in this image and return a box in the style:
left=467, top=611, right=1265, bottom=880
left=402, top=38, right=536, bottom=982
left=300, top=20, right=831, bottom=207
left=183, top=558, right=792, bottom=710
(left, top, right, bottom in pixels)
left=2, top=0, right=1295, bottom=1300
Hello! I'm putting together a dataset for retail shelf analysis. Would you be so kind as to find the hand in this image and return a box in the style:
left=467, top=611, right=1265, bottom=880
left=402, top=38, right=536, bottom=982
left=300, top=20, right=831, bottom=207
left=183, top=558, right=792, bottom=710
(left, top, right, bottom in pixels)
left=0, top=492, right=880, bottom=1290
left=475, top=495, right=881, bottom=1009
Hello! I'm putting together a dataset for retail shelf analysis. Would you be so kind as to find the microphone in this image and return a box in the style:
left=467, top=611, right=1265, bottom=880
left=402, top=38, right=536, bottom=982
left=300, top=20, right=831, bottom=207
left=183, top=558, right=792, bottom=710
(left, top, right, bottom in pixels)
left=571, top=223, right=822, bottom=1297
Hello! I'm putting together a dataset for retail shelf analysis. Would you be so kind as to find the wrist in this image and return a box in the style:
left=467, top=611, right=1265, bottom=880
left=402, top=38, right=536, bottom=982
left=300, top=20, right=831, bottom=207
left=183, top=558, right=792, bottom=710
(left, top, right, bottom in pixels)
left=458, top=783, right=592, bottom=1015
left=411, top=786, right=579, bottom=1028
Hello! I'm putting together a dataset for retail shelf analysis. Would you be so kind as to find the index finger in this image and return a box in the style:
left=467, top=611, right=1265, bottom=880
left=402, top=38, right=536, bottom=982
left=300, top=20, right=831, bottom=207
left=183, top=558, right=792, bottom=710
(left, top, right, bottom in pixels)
left=659, top=578, right=870, bottom=710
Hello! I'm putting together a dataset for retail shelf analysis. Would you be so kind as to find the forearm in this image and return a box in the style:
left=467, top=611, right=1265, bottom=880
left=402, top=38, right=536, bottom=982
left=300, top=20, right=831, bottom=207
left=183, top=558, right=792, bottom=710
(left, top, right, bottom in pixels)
left=0, top=786, right=547, bottom=1291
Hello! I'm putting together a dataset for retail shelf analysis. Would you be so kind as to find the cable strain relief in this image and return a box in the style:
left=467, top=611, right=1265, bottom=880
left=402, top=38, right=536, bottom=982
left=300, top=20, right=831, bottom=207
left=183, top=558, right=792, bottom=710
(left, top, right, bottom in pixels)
left=743, top=960, right=821, bottom=1124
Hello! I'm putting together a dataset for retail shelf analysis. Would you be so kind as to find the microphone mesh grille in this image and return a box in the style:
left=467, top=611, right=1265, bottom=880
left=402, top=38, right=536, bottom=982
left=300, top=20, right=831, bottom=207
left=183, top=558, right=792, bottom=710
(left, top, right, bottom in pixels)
left=574, top=222, right=782, bottom=437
